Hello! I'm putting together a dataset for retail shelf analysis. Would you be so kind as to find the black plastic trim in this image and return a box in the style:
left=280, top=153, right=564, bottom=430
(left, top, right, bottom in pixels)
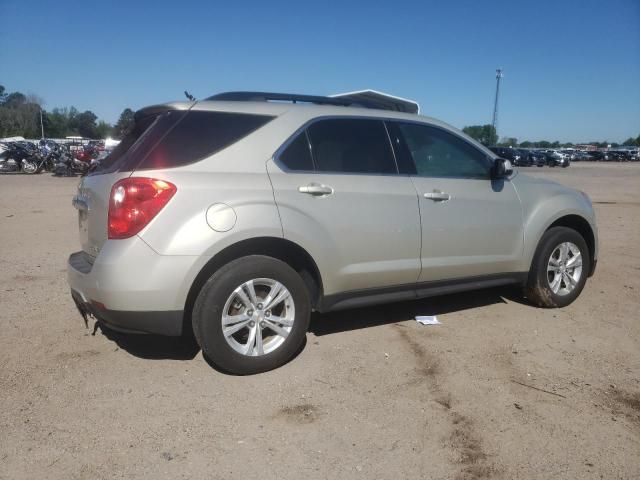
left=68, top=251, right=94, bottom=274
left=71, top=290, right=183, bottom=336
left=317, top=272, right=527, bottom=313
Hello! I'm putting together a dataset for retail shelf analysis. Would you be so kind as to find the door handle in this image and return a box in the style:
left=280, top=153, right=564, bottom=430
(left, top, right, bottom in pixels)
left=298, top=183, right=334, bottom=196
left=423, top=191, right=450, bottom=202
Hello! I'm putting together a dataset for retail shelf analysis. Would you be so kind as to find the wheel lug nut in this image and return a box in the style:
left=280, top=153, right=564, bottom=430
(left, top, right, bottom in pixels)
left=260, top=321, right=266, bottom=328
left=257, top=303, right=263, bottom=310
left=247, top=309, right=254, bottom=317
left=249, top=321, right=255, bottom=327
left=265, top=310, right=271, bottom=317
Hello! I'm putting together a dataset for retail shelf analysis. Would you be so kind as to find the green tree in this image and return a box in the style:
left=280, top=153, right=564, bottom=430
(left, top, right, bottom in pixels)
left=462, top=124, right=498, bottom=146
left=537, top=141, right=551, bottom=148
left=95, top=120, right=113, bottom=139
left=43, top=108, right=71, bottom=138
left=0, top=91, right=41, bottom=138
left=498, top=137, right=518, bottom=147
left=70, top=110, right=98, bottom=138
left=113, top=108, right=135, bottom=139
left=2, top=92, right=27, bottom=108
left=622, top=137, right=637, bottom=146
left=519, top=140, right=533, bottom=148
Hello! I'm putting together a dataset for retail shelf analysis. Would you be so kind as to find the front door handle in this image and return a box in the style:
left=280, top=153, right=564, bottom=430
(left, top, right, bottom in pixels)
left=298, top=183, right=334, bottom=196
left=423, top=191, right=450, bottom=202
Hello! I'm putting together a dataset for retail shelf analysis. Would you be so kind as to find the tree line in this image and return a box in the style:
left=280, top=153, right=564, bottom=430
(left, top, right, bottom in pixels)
left=2, top=84, right=638, bottom=147
left=0, top=85, right=134, bottom=140
left=462, top=124, right=640, bottom=148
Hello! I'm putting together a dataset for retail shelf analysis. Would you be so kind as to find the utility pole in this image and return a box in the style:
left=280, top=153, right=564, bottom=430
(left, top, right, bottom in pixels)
left=39, top=107, right=45, bottom=139
left=492, top=68, right=503, bottom=140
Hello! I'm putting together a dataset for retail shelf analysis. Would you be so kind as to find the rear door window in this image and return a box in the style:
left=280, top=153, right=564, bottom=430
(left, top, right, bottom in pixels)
left=307, top=119, right=397, bottom=174
left=278, top=131, right=314, bottom=171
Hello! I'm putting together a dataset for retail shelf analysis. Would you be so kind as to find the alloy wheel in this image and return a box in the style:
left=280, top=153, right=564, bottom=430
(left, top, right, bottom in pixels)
left=221, top=278, right=295, bottom=356
left=547, top=242, right=583, bottom=296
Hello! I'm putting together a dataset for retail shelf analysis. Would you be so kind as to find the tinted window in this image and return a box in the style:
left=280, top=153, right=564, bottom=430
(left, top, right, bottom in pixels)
left=307, top=119, right=397, bottom=174
left=138, top=111, right=274, bottom=170
left=398, top=123, right=490, bottom=178
left=95, top=110, right=274, bottom=173
left=278, top=131, right=313, bottom=171
left=94, top=111, right=182, bottom=174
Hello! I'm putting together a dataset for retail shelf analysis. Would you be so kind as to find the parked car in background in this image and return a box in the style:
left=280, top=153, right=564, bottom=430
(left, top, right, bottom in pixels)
left=515, top=148, right=534, bottom=166
left=586, top=151, right=607, bottom=161
left=488, top=146, right=528, bottom=166
left=545, top=150, right=570, bottom=168
left=572, top=151, right=590, bottom=162
left=529, top=150, right=547, bottom=167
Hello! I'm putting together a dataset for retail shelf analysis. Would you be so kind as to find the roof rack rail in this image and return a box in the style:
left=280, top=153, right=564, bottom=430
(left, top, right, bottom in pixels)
left=205, top=91, right=358, bottom=108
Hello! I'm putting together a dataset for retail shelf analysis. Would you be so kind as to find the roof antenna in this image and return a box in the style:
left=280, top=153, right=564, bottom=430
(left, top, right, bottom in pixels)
left=184, top=90, right=196, bottom=102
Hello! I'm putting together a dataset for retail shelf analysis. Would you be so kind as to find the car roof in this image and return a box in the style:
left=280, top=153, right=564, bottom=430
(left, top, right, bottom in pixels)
left=136, top=97, right=497, bottom=160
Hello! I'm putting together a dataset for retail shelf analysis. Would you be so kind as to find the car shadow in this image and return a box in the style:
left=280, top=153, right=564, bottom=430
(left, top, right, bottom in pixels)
left=92, top=285, right=530, bottom=365
left=309, top=285, right=525, bottom=336
left=98, top=323, right=200, bottom=360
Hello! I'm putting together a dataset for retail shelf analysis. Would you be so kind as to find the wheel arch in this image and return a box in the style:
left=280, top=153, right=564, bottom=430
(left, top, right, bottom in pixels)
left=531, top=214, right=596, bottom=278
left=182, top=237, right=323, bottom=335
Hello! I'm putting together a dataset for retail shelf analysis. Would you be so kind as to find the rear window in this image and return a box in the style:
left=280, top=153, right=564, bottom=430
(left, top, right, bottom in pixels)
left=94, top=110, right=274, bottom=174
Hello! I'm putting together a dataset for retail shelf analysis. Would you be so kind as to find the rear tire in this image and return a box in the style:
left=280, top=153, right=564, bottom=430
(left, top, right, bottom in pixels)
left=192, top=255, right=310, bottom=375
left=525, top=227, right=590, bottom=308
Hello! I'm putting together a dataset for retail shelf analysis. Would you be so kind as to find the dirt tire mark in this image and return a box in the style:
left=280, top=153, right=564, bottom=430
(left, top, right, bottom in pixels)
left=603, top=388, right=640, bottom=427
left=393, top=325, right=498, bottom=479
left=277, top=403, right=322, bottom=424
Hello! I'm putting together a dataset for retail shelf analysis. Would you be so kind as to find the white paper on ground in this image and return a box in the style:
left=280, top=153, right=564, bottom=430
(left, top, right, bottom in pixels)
left=415, top=315, right=441, bottom=325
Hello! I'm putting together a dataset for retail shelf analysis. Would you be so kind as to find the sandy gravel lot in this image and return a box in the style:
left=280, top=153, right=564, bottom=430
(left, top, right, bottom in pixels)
left=1, top=163, right=638, bottom=479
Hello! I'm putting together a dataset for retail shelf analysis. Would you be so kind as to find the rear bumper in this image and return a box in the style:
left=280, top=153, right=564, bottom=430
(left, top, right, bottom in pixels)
left=70, top=289, right=183, bottom=335
left=67, top=237, right=201, bottom=336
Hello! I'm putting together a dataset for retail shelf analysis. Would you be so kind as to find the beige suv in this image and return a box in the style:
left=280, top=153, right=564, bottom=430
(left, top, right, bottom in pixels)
left=68, top=91, right=598, bottom=374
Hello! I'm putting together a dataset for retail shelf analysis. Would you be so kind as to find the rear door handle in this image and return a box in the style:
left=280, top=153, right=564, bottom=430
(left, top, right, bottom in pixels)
left=423, top=191, right=451, bottom=202
left=298, top=183, right=334, bottom=196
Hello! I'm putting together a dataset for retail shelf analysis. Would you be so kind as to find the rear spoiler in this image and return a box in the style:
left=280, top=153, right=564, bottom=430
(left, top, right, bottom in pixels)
left=330, top=89, right=420, bottom=114
left=134, top=102, right=194, bottom=123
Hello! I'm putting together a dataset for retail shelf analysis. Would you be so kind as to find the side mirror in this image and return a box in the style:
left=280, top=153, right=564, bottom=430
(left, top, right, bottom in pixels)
left=492, top=158, right=513, bottom=179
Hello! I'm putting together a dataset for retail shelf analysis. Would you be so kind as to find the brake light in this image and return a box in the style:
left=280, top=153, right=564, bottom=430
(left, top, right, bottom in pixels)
left=108, top=177, right=176, bottom=239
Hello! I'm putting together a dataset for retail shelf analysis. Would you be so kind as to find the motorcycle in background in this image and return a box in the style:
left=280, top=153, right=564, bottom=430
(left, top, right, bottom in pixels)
left=0, top=141, right=41, bottom=173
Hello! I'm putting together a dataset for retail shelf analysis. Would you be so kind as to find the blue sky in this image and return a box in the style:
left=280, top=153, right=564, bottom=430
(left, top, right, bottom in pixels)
left=1, top=0, right=639, bottom=142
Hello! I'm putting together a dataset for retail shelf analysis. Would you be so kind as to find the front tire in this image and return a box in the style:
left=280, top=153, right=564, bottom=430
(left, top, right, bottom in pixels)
left=192, top=255, right=311, bottom=375
left=525, top=227, right=590, bottom=308
left=22, top=160, right=39, bottom=174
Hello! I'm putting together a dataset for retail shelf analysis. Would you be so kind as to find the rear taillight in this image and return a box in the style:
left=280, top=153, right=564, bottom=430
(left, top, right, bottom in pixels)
left=108, top=177, right=176, bottom=239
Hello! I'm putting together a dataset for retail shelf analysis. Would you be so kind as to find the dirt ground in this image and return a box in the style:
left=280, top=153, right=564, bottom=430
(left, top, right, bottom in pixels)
left=1, top=163, right=638, bottom=480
